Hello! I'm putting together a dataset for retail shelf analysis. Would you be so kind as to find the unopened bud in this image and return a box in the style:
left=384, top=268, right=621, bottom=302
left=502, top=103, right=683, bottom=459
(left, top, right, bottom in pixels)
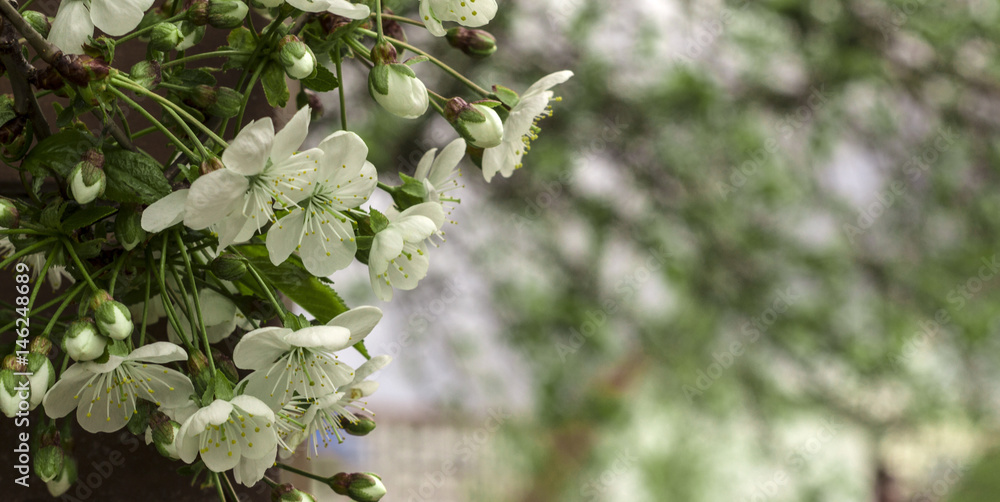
left=63, top=319, right=107, bottom=362
left=187, top=350, right=212, bottom=392
left=369, top=40, right=397, bottom=66
left=26, top=352, right=55, bottom=409
left=130, top=60, right=161, bottom=90
left=445, top=97, right=504, bottom=148
left=35, top=445, right=64, bottom=482
left=329, top=472, right=386, bottom=502
left=338, top=413, right=376, bottom=436
left=0, top=198, right=19, bottom=228
left=207, top=87, right=241, bottom=118
left=208, top=0, right=249, bottom=29
left=200, top=156, right=225, bottom=175
left=368, top=63, right=428, bottom=119
left=95, top=301, right=134, bottom=341
left=115, top=205, right=146, bottom=251
left=29, top=336, right=53, bottom=356
left=211, top=348, right=239, bottom=384
left=278, top=35, right=317, bottom=80
left=69, top=149, right=106, bottom=204
left=22, top=11, right=51, bottom=39
left=150, top=23, right=183, bottom=51
left=2, top=354, right=25, bottom=372
left=187, top=0, right=210, bottom=25
left=210, top=253, right=247, bottom=281
left=187, top=84, right=218, bottom=109
left=446, top=27, right=497, bottom=58
left=271, top=483, right=317, bottom=502
left=88, top=289, right=113, bottom=311
left=45, top=457, right=77, bottom=497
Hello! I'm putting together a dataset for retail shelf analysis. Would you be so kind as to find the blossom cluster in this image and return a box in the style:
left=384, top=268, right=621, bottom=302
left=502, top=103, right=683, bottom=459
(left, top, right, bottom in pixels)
left=0, top=0, right=570, bottom=499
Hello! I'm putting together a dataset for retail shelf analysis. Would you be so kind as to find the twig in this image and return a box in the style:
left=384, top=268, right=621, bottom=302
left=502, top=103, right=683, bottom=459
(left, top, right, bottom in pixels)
left=0, top=3, right=50, bottom=138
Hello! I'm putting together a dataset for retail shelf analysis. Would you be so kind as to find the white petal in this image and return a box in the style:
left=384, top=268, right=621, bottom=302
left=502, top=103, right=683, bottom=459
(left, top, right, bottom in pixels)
left=324, top=161, right=378, bottom=211
left=233, top=448, right=276, bottom=486
left=326, top=0, right=370, bottom=19
left=369, top=266, right=394, bottom=302
left=318, top=131, right=369, bottom=180
left=233, top=327, right=293, bottom=370
left=523, top=71, right=574, bottom=99
left=266, top=210, right=306, bottom=266
left=47, top=0, right=93, bottom=54
left=414, top=148, right=437, bottom=181
left=126, top=342, right=187, bottom=364
left=353, top=355, right=391, bottom=383
left=300, top=211, right=356, bottom=276
left=284, top=326, right=351, bottom=351
left=41, top=364, right=93, bottom=418
left=384, top=246, right=429, bottom=290
left=419, top=0, right=447, bottom=37
left=431, top=0, right=497, bottom=27
left=369, top=229, right=404, bottom=275
left=222, top=118, right=275, bottom=176
left=185, top=170, right=249, bottom=229
left=141, top=189, right=189, bottom=232
left=327, top=306, right=383, bottom=343
left=270, top=107, right=311, bottom=164
left=131, top=365, right=195, bottom=409
left=90, top=0, right=153, bottom=36
left=398, top=202, right=446, bottom=231
left=230, top=395, right=276, bottom=421
left=285, top=0, right=331, bottom=13
left=430, top=138, right=466, bottom=186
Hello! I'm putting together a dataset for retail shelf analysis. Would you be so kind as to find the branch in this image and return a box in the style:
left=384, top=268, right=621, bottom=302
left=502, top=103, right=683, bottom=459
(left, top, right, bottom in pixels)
left=0, top=0, right=60, bottom=64
left=0, top=2, right=50, bottom=139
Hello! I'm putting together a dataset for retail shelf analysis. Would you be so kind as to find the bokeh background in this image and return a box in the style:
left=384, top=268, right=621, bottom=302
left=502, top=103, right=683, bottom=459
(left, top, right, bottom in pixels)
left=274, top=0, right=1000, bottom=500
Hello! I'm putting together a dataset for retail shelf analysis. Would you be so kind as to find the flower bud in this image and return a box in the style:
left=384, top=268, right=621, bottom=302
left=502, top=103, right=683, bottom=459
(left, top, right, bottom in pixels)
left=95, top=301, right=134, bottom=340
left=211, top=253, right=247, bottom=281
left=329, top=472, right=386, bottom=502
left=187, top=84, right=218, bottom=109
left=88, top=289, right=113, bottom=311
left=200, top=156, right=225, bottom=176
left=149, top=411, right=183, bottom=459
left=445, top=98, right=504, bottom=148
left=130, top=60, right=162, bottom=90
left=63, top=319, right=107, bottom=362
left=445, top=27, right=497, bottom=59
left=368, top=63, right=428, bottom=119
left=338, top=413, right=376, bottom=436
left=278, top=35, right=317, bottom=80
left=318, top=13, right=352, bottom=35
left=22, top=11, right=51, bottom=39
left=68, top=149, right=106, bottom=204
left=187, top=0, right=210, bottom=24
left=30, top=336, right=53, bottom=356
left=26, top=352, right=55, bottom=409
left=211, top=348, right=239, bottom=384
left=209, top=0, right=249, bottom=29
left=271, top=483, right=318, bottom=502
left=176, top=21, right=206, bottom=51
left=187, top=350, right=212, bottom=392
left=115, top=205, right=146, bottom=251
left=0, top=366, right=26, bottom=418
left=370, top=40, right=397, bottom=66
left=150, top=22, right=183, bottom=51
left=207, top=87, right=242, bottom=118
left=35, top=444, right=64, bottom=482
left=0, top=198, right=19, bottom=228
left=46, top=457, right=77, bottom=498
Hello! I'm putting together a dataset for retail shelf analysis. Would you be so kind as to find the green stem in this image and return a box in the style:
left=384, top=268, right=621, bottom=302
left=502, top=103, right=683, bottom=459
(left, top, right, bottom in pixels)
left=161, top=50, right=251, bottom=68
left=108, top=86, right=198, bottom=161
left=0, top=228, right=49, bottom=236
left=276, top=463, right=328, bottom=483
left=357, top=28, right=491, bottom=97
left=108, top=252, right=127, bottom=296
left=27, top=249, right=55, bottom=311
left=61, top=238, right=99, bottom=292
left=242, top=259, right=287, bottom=323
left=220, top=471, right=240, bottom=502
left=130, top=126, right=157, bottom=139
left=214, top=473, right=227, bottom=502
left=138, top=267, right=151, bottom=346
left=334, top=44, right=347, bottom=131
left=162, top=102, right=210, bottom=161
left=175, top=230, right=213, bottom=361
left=375, top=0, right=385, bottom=40
left=232, top=61, right=265, bottom=136
left=112, top=76, right=229, bottom=148
left=372, top=12, right=424, bottom=27
left=0, top=238, right=55, bottom=270
left=42, top=284, right=85, bottom=338
left=148, top=246, right=193, bottom=350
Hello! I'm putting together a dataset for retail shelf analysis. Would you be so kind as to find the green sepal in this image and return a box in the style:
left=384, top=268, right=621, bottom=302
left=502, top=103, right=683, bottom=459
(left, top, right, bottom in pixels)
left=369, top=64, right=390, bottom=96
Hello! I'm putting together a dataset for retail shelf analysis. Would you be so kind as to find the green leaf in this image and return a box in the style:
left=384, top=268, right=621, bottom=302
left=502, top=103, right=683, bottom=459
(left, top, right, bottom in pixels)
left=369, top=208, right=390, bottom=233
left=61, top=206, right=117, bottom=232
left=103, top=148, right=172, bottom=204
left=223, top=28, right=257, bottom=70
left=20, top=129, right=94, bottom=180
left=172, top=68, right=217, bottom=88
left=261, top=62, right=290, bottom=108
left=235, top=244, right=348, bottom=323
left=301, top=64, right=339, bottom=92
left=0, top=95, right=16, bottom=127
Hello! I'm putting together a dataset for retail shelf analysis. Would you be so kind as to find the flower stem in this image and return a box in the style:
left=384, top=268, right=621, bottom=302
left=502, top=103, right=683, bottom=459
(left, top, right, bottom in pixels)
left=335, top=44, right=347, bottom=131
left=138, top=267, right=151, bottom=345
left=357, top=28, right=491, bottom=97
left=375, top=0, right=385, bottom=40
left=276, top=462, right=327, bottom=483
left=60, top=238, right=99, bottom=293
left=0, top=237, right=55, bottom=271
left=114, top=13, right=187, bottom=45
left=147, top=246, right=194, bottom=351
left=213, top=473, right=227, bottom=502
left=372, top=12, right=424, bottom=27
left=112, top=76, right=229, bottom=148
left=108, top=86, right=199, bottom=161
left=41, top=283, right=85, bottom=338
left=161, top=50, right=251, bottom=68
left=175, top=230, right=212, bottom=358
left=232, top=61, right=265, bottom=136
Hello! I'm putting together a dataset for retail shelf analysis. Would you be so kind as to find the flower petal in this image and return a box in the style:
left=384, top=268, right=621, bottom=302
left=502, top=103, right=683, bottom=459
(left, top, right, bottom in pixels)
left=266, top=209, right=306, bottom=266
left=430, top=138, right=466, bottom=187
left=300, top=211, right=356, bottom=276
left=369, top=228, right=404, bottom=275
left=126, top=342, right=187, bottom=364
left=41, top=364, right=93, bottom=418
left=222, top=118, right=274, bottom=176
left=284, top=326, right=351, bottom=351
left=326, top=0, right=370, bottom=19
left=233, top=327, right=293, bottom=370
left=90, top=0, right=153, bottom=36
left=47, top=0, right=93, bottom=54
left=185, top=169, right=249, bottom=229
left=270, top=107, right=311, bottom=164
left=141, top=189, right=188, bottom=232
left=327, top=306, right=383, bottom=343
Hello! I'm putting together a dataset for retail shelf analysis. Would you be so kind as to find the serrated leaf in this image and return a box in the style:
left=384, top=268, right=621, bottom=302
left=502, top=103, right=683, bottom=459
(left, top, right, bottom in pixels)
left=20, top=129, right=94, bottom=180
left=301, top=64, right=339, bottom=92
left=235, top=244, right=348, bottom=323
left=61, top=206, right=117, bottom=232
left=261, top=62, right=290, bottom=108
left=103, top=148, right=172, bottom=204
